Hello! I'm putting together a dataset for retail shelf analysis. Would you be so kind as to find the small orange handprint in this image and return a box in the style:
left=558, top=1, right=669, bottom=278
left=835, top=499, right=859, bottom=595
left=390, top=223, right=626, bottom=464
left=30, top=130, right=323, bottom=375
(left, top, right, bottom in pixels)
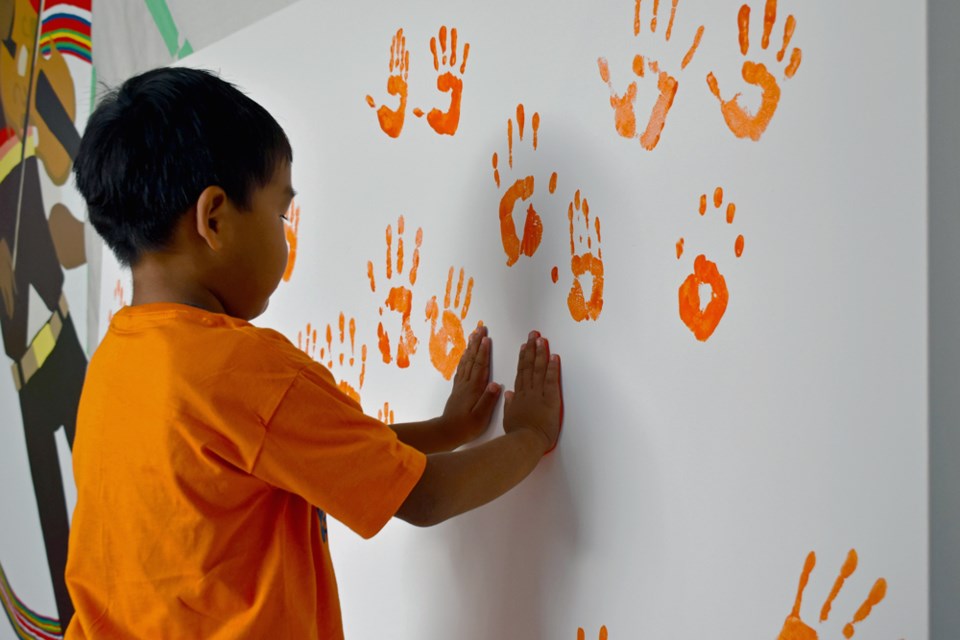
left=298, top=317, right=368, bottom=404
left=577, top=626, right=608, bottom=640
left=597, top=0, right=705, bottom=151
left=377, top=402, right=396, bottom=425
left=413, top=26, right=470, bottom=136
left=676, top=187, right=745, bottom=341
left=425, top=267, right=475, bottom=380
left=282, top=198, right=300, bottom=282
left=779, top=550, right=887, bottom=640
left=107, top=279, right=126, bottom=322
left=491, top=104, right=558, bottom=266
left=562, top=189, right=604, bottom=322
left=367, top=215, right=422, bottom=368
left=707, top=0, right=802, bottom=141
left=365, top=28, right=410, bottom=138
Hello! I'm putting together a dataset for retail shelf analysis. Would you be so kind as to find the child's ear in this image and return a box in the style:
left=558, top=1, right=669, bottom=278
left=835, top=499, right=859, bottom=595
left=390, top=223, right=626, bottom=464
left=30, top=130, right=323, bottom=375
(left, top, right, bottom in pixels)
left=195, top=186, right=229, bottom=252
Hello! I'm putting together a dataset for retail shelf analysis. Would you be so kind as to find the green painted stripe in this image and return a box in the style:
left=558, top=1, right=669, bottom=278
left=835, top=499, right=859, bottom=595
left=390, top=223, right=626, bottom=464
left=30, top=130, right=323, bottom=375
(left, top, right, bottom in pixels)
left=143, top=0, right=192, bottom=60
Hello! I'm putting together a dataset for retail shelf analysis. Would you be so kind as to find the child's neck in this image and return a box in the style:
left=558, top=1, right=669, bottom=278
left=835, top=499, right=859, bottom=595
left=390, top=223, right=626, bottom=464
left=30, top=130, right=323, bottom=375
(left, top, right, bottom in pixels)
left=131, top=251, right=226, bottom=316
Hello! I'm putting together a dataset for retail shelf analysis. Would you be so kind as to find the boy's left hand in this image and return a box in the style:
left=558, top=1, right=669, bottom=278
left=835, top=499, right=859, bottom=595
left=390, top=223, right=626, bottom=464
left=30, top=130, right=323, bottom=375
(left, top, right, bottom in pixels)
left=440, top=324, right=501, bottom=447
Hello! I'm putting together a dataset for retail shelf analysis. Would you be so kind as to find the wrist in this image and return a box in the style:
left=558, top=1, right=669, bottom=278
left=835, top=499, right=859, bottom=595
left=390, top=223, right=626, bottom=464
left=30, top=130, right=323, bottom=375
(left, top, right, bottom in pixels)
left=509, top=426, right=551, bottom=458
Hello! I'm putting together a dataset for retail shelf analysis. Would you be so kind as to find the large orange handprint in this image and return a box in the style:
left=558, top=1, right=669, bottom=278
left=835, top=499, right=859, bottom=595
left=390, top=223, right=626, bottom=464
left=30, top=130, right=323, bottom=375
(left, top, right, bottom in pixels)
left=425, top=267, right=475, bottom=380
left=597, top=0, right=705, bottom=150
left=282, top=198, right=300, bottom=282
left=367, top=216, right=422, bottom=368
left=413, top=26, right=470, bottom=136
left=779, top=550, right=887, bottom=640
left=563, top=190, right=604, bottom=322
left=365, top=28, right=410, bottom=138
left=707, top=0, right=802, bottom=141
left=491, top=104, right=558, bottom=266
left=676, top=187, right=745, bottom=341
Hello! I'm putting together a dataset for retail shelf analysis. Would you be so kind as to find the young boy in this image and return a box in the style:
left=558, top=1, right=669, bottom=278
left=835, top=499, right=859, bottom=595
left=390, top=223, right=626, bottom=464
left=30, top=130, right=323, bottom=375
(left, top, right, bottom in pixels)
left=64, top=67, right=563, bottom=639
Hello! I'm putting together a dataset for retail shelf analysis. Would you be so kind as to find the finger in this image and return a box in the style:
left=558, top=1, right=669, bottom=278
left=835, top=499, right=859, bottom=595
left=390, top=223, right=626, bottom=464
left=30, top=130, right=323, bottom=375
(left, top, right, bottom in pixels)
left=455, top=330, right=481, bottom=382
left=471, top=382, right=501, bottom=424
left=515, top=335, right=536, bottom=391
left=503, top=389, right=514, bottom=413
left=545, top=353, right=561, bottom=400
left=471, top=335, right=492, bottom=384
left=532, top=337, right=549, bottom=390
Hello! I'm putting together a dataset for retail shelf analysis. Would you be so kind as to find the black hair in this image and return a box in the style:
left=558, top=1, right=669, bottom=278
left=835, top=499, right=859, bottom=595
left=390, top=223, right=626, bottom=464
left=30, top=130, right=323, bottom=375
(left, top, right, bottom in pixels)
left=73, top=67, right=292, bottom=266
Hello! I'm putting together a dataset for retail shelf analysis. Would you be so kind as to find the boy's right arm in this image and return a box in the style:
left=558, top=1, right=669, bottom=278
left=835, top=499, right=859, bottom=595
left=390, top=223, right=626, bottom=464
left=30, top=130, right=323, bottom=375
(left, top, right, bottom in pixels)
left=395, top=331, right=562, bottom=527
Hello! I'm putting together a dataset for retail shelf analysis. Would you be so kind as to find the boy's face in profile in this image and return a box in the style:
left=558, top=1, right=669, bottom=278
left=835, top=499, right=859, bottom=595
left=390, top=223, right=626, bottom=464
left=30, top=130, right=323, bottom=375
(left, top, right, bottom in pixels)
left=214, top=160, right=295, bottom=320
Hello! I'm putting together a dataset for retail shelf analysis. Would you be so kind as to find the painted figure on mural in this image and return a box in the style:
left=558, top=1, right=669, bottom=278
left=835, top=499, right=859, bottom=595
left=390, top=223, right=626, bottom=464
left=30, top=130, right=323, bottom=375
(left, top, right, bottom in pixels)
left=1, top=0, right=90, bottom=628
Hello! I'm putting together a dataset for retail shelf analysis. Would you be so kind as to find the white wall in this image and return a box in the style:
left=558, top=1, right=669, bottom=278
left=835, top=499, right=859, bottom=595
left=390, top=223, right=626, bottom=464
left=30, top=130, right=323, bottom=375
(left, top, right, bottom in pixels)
left=929, top=0, right=960, bottom=637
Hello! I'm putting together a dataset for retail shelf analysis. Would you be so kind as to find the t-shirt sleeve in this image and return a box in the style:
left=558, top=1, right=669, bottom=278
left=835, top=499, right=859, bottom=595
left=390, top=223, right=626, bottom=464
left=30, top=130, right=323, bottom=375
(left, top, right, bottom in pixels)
left=251, top=361, right=426, bottom=539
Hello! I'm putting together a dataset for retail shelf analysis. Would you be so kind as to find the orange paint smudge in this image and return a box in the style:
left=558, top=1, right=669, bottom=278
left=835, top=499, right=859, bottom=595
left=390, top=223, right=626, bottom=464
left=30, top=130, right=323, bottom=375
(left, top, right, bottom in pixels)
left=532, top=112, right=540, bottom=149
left=370, top=217, right=422, bottom=367
left=426, top=267, right=475, bottom=379
left=785, top=47, right=802, bottom=78
left=639, top=70, right=678, bottom=150
left=634, top=0, right=642, bottom=36
left=598, top=58, right=639, bottom=139
left=282, top=199, right=301, bottom=282
left=678, top=254, right=728, bottom=341
left=377, top=402, right=395, bottom=425
left=821, top=549, right=858, bottom=622
left=735, top=235, right=745, bottom=257
left=492, top=153, right=500, bottom=188
left=726, top=202, right=736, bottom=223
left=507, top=118, right=514, bottom=168
left=707, top=62, right=782, bottom=141
left=738, top=5, right=751, bottom=55
left=551, top=266, right=559, bottom=283
left=713, top=186, right=724, bottom=208
left=676, top=238, right=684, bottom=258
left=777, top=14, right=796, bottom=62
left=699, top=194, right=707, bottom=215
left=517, top=104, right=526, bottom=140
left=367, top=261, right=376, bottom=292
left=549, top=172, right=558, bottom=194
left=843, top=579, right=887, bottom=638
left=762, top=0, right=777, bottom=50
left=681, top=25, right=704, bottom=70
left=578, top=626, right=608, bottom=640
left=410, top=228, right=422, bottom=285
left=665, top=0, right=679, bottom=40
left=367, top=28, right=409, bottom=138
left=651, top=0, right=660, bottom=31
left=633, top=55, right=646, bottom=78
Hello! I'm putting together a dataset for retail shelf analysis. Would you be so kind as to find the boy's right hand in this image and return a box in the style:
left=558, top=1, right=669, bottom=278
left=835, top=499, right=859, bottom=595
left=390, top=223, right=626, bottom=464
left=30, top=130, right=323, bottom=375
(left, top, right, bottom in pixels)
left=503, top=331, right=563, bottom=454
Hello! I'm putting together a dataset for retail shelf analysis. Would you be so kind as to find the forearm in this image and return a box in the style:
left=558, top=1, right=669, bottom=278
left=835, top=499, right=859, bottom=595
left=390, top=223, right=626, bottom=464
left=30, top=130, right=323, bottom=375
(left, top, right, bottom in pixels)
left=397, top=429, right=546, bottom=527
left=390, top=417, right=464, bottom=454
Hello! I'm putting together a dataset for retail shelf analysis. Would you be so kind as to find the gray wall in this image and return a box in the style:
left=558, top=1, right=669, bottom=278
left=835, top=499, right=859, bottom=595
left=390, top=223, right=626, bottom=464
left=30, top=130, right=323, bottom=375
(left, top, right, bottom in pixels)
left=930, top=0, right=960, bottom=637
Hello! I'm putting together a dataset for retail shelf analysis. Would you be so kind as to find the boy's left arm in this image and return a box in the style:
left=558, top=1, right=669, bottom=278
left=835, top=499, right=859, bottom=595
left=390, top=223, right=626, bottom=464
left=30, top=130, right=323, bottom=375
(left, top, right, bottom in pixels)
left=390, top=326, right=501, bottom=454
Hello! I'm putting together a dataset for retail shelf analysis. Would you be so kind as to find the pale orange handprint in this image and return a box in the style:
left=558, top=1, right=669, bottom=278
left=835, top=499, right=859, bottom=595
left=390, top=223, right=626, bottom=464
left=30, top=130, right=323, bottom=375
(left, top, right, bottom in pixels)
left=425, top=267, right=475, bottom=380
left=597, top=0, right=705, bottom=151
left=413, top=26, right=470, bottom=136
left=107, top=279, right=126, bottom=323
left=367, top=215, right=422, bottom=368
left=676, top=187, right=745, bottom=341
left=282, top=198, right=300, bottom=282
left=562, top=189, right=604, bottom=322
left=377, top=402, right=396, bottom=425
left=779, top=550, right=887, bottom=640
left=577, top=626, right=608, bottom=640
left=365, top=28, right=410, bottom=138
left=491, top=104, right=558, bottom=266
left=298, top=317, right=368, bottom=404
left=706, top=0, right=802, bottom=141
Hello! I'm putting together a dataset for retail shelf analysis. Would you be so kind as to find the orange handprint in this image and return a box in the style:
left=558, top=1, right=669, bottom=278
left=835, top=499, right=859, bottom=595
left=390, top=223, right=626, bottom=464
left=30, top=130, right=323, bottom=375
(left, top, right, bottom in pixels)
left=298, top=317, right=368, bottom=404
left=779, top=550, right=887, bottom=640
left=282, top=198, right=300, bottom=282
left=676, top=187, right=745, bottom=341
left=577, top=626, right=608, bottom=640
left=706, top=0, right=802, bottom=141
left=491, top=104, right=558, bottom=266
left=425, top=267, right=475, bottom=380
left=377, top=402, right=396, bottom=425
left=597, top=0, right=705, bottom=151
left=367, top=215, right=422, bottom=368
left=413, top=26, right=470, bottom=136
left=563, top=189, right=604, bottom=322
left=365, top=28, right=410, bottom=138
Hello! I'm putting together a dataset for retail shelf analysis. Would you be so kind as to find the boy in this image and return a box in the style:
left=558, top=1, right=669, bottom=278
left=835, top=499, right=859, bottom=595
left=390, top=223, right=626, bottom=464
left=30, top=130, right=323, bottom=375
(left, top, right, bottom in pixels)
left=64, top=67, right=562, bottom=639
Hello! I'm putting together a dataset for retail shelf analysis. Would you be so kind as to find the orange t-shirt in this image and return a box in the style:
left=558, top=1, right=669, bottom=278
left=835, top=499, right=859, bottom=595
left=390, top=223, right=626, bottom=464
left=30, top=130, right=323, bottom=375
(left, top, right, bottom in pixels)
left=65, top=303, right=426, bottom=639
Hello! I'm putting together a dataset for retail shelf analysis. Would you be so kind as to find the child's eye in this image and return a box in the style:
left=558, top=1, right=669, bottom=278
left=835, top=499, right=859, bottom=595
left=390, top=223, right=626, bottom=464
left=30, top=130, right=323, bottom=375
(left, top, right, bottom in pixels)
left=280, top=213, right=289, bottom=221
